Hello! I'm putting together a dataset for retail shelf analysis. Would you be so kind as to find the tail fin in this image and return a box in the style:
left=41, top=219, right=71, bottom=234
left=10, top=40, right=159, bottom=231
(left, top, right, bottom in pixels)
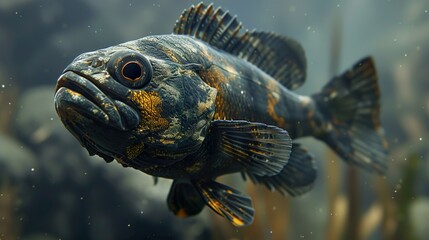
left=313, top=57, right=388, bottom=173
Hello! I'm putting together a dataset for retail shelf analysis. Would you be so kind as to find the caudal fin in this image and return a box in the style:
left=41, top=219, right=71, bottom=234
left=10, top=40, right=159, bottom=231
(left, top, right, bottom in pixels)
left=313, top=57, right=388, bottom=173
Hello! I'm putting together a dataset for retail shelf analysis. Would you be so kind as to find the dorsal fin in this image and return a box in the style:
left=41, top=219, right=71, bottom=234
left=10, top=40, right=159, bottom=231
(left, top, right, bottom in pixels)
left=173, top=2, right=307, bottom=90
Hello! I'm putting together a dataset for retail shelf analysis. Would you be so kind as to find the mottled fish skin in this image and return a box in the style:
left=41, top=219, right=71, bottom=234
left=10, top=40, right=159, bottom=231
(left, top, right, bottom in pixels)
left=54, top=33, right=386, bottom=178
left=54, top=3, right=388, bottom=227
left=109, top=35, right=315, bottom=178
left=128, top=35, right=324, bottom=139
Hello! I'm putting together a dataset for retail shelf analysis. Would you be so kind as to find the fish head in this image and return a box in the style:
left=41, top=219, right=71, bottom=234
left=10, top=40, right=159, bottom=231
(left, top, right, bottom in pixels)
left=54, top=45, right=217, bottom=168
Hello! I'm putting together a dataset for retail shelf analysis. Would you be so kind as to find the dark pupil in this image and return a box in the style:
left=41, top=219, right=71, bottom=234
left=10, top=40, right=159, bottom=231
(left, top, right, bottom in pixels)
left=122, top=62, right=142, bottom=80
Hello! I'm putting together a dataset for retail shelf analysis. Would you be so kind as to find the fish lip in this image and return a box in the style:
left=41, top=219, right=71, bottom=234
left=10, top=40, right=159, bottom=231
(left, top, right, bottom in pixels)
left=56, top=71, right=105, bottom=109
left=55, top=71, right=139, bottom=131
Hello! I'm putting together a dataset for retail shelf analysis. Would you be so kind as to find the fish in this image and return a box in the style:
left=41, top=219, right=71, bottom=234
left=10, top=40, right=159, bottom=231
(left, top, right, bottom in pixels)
left=54, top=3, right=388, bottom=226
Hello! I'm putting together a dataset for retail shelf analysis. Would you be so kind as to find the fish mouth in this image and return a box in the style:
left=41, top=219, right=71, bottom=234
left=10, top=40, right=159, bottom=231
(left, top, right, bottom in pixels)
left=54, top=71, right=140, bottom=131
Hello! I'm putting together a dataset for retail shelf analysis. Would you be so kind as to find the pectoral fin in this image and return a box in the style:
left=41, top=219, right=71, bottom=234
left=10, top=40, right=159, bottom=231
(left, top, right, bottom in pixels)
left=195, top=180, right=254, bottom=227
left=207, top=120, right=292, bottom=176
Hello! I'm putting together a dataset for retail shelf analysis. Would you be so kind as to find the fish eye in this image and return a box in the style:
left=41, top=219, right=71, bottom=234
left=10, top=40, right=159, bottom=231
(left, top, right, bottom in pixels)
left=122, top=61, right=142, bottom=81
left=108, top=51, right=153, bottom=89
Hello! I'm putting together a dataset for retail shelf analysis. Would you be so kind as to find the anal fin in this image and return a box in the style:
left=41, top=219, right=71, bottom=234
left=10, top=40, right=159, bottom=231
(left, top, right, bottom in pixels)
left=195, top=180, right=254, bottom=227
left=245, top=144, right=317, bottom=196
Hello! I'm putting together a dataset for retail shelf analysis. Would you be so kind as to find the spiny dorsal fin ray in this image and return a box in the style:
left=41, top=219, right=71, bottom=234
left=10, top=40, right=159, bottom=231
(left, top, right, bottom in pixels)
left=174, top=2, right=307, bottom=90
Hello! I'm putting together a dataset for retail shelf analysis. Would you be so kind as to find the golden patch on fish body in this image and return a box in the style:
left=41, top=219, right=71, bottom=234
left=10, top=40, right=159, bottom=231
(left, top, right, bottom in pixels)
left=266, top=80, right=285, bottom=127
left=162, top=46, right=180, bottom=63
left=126, top=142, right=145, bottom=160
left=129, top=91, right=169, bottom=133
left=199, top=67, right=232, bottom=120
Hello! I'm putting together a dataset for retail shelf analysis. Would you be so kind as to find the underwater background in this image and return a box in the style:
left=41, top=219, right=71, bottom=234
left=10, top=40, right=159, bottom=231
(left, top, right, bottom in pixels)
left=0, top=0, right=428, bottom=239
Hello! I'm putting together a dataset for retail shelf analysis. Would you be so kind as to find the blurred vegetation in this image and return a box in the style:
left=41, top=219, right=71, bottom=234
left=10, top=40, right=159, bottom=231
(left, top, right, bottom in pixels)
left=395, top=154, right=419, bottom=240
left=0, top=0, right=428, bottom=239
left=0, top=180, right=19, bottom=240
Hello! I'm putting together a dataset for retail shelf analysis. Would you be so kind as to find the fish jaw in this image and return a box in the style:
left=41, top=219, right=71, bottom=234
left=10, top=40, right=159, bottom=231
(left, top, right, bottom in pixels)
left=54, top=69, right=142, bottom=164
left=55, top=71, right=140, bottom=131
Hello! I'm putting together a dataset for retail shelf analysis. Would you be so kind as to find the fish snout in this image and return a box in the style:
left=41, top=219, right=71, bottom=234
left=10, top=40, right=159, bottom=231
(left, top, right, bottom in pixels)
left=55, top=71, right=140, bottom=131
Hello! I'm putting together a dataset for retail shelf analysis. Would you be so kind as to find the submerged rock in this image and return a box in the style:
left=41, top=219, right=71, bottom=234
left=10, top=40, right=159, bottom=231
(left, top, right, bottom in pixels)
left=0, top=134, right=36, bottom=182
left=410, top=198, right=429, bottom=239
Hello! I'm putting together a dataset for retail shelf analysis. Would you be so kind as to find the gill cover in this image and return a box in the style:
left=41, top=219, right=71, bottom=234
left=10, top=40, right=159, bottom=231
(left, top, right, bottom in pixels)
left=121, top=61, right=218, bottom=167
